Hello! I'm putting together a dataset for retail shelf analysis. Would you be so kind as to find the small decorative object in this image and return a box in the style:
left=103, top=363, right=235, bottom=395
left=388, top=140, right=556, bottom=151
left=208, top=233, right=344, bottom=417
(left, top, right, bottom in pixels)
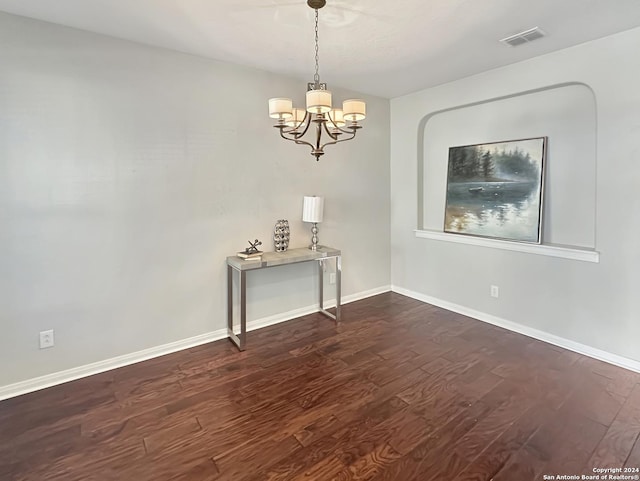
left=302, top=196, right=324, bottom=250
left=237, top=239, right=263, bottom=260
left=273, top=220, right=290, bottom=252
left=444, top=137, right=546, bottom=243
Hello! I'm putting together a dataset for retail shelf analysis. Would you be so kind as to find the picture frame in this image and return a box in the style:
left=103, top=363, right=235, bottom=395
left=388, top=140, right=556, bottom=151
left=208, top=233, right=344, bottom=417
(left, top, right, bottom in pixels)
left=443, top=137, right=547, bottom=243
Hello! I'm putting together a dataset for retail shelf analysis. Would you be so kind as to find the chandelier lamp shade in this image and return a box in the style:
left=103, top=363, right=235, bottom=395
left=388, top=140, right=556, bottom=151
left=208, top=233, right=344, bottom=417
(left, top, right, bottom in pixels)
left=268, top=0, right=366, bottom=161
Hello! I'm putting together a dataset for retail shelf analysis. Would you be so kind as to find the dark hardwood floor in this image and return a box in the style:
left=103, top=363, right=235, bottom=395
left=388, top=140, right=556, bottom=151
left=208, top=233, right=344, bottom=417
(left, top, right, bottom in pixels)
left=2, top=292, right=640, bottom=480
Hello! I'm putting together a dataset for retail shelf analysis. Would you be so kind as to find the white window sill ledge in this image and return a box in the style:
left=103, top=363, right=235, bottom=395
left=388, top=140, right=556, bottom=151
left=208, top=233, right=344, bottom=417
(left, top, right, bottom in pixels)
left=414, top=229, right=599, bottom=263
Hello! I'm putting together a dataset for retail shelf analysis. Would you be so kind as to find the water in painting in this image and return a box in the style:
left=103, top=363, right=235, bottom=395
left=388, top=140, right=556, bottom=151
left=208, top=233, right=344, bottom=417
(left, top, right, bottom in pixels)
left=444, top=138, right=546, bottom=243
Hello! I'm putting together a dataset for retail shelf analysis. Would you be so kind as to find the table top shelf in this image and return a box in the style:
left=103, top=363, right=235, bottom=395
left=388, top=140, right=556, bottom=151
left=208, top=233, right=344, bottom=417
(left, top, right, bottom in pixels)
left=227, top=246, right=340, bottom=271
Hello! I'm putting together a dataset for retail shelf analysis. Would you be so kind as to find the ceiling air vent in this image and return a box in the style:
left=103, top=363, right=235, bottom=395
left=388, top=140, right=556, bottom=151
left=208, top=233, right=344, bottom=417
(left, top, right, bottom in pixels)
left=500, top=27, right=546, bottom=47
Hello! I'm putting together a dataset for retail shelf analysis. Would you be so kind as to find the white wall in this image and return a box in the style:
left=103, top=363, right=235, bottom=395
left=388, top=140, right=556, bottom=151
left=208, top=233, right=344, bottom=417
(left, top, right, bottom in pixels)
left=421, top=83, right=597, bottom=248
left=391, top=26, right=640, bottom=364
left=0, top=12, right=390, bottom=389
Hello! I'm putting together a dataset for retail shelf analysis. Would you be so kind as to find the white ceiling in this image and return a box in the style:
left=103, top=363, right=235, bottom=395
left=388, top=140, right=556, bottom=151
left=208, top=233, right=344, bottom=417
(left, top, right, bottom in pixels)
left=1, top=0, right=640, bottom=98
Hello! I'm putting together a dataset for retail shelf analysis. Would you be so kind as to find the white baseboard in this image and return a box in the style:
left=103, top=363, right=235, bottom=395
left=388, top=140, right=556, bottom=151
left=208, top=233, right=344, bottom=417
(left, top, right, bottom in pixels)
left=0, top=330, right=229, bottom=402
left=391, top=285, right=640, bottom=374
left=0, top=285, right=391, bottom=401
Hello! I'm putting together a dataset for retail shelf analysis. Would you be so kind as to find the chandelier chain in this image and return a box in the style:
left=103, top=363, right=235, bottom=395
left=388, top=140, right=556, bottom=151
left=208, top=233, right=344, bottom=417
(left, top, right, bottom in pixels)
left=314, top=9, right=320, bottom=86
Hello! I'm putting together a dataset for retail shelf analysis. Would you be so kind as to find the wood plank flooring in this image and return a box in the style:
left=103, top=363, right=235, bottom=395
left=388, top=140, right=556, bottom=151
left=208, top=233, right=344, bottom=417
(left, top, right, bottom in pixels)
left=1, top=292, right=640, bottom=481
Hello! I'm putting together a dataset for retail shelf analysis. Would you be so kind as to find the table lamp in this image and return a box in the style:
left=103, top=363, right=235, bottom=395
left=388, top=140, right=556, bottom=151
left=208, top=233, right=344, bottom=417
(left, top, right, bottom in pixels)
left=302, top=196, right=324, bottom=250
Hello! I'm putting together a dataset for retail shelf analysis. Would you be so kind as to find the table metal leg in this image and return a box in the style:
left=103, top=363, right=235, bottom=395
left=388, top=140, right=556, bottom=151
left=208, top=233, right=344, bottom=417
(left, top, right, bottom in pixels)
left=319, top=259, right=324, bottom=312
left=335, top=255, right=342, bottom=323
left=318, top=256, right=340, bottom=323
left=227, top=266, right=247, bottom=351
left=239, top=270, right=247, bottom=350
left=227, top=264, right=233, bottom=334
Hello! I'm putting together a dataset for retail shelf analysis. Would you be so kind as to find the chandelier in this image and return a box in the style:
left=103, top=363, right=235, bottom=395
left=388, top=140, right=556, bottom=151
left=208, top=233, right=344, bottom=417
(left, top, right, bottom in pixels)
left=268, top=0, right=366, bottom=161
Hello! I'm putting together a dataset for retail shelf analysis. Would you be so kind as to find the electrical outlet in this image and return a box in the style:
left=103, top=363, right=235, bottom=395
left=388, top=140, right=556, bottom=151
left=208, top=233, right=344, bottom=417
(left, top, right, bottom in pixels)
left=39, top=330, right=54, bottom=349
left=329, top=273, right=336, bottom=284
left=490, top=285, right=499, bottom=298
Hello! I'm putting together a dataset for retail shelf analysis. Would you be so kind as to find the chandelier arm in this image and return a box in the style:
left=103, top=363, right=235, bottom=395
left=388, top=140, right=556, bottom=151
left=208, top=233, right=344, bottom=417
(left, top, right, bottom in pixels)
left=278, top=128, right=318, bottom=156
left=294, top=139, right=318, bottom=153
left=295, top=111, right=313, bottom=138
left=326, top=114, right=361, bottom=135
left=334, top=125, right=361, bottom=135
left=321, top=120, right=340, bottom=140
left=275, top=110, right=313, bottom=138
left=278, top=128, right=314, bottom=148
left=298, top=111, right=311, bottom=137
left=279, top=112, right=313, bottom=138
left=319, top=129, right=358, bottom=151
left=294, top=136, right=321, bottom=159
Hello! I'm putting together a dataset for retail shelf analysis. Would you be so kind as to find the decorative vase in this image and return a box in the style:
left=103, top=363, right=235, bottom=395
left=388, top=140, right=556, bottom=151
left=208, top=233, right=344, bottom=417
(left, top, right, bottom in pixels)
left=274, top=219, right=290, bottom=252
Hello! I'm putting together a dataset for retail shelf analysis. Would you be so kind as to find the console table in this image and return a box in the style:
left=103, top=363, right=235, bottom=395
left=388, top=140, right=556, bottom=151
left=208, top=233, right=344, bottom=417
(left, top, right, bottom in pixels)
left=226, top=246, right=341, bottom=351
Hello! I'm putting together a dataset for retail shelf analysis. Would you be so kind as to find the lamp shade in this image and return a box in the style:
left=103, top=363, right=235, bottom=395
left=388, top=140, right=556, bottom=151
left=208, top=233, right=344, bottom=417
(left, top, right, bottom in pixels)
left=269, top=98, right=293, bottom=119
left=328, top=108, right=345, bottom=128
left=302, top=196, right=324, bottom=223
left=343, top=99, right=366, bottom=121
left=306, top=89, right=332, bottom=114
left=286, top=108, right=307, bottom=128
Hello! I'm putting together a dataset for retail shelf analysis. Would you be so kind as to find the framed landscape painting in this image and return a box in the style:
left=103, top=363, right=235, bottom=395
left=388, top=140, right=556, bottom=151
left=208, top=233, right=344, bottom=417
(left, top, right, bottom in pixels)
left=444, top=137, right=546, bottom=243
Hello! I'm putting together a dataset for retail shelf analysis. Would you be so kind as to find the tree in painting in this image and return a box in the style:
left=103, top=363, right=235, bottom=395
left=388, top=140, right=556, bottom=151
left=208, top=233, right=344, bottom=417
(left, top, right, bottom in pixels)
left=447, top=145, right=540, bottom=183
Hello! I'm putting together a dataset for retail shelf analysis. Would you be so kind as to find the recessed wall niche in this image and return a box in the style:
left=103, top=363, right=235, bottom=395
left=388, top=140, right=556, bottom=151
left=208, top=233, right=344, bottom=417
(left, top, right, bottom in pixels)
left=418, top=82, right=597, bottom=250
